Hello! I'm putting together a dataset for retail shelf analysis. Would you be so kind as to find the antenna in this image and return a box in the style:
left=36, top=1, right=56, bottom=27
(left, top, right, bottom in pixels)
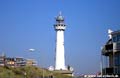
left=59, top=11, right=62, bottom=16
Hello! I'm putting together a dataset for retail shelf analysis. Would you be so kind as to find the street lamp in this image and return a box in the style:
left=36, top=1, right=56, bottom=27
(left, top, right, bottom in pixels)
left=24, top=72, right=27, bottom=78
left=28, top=48, right=44, bottom=78
left=100, top=47, right=103, bottom=77
left=28, top=48, right=41, bottom=66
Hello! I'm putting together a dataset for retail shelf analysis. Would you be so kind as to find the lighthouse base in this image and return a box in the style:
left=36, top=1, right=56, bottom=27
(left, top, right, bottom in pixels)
left=53, top=70, right=74, bottom=76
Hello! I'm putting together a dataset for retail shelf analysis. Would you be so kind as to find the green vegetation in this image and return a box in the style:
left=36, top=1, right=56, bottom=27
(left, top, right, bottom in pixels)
left=0, top=66, right=72, bottom=78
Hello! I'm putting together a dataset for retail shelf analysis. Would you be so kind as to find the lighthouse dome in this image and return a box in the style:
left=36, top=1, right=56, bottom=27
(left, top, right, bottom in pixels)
left=56, top=12, right=64, bottom=21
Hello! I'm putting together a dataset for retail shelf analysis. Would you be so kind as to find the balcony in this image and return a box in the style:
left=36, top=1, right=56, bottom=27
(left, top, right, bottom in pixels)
left=102, top=44, right=113, bottom=56
left=102, top=41, right=120, bottom=55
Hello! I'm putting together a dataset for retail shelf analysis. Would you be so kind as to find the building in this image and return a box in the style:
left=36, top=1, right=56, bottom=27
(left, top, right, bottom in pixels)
left=54, top=12, right=66, bottom=70
left=0, top=54, right=36, bottom=67
left=5, top=57, right=16, bottom=67
left=53, top=12, right=73, bottom=76
left=102, top=29, right=120, bottom=76
left=15, top=57, right=26, bottom=67
left=26, top=59, right=37, bottom=66
left=0, top=54, right=5, bottom=66
left=5, top=57, right=27, bottom=67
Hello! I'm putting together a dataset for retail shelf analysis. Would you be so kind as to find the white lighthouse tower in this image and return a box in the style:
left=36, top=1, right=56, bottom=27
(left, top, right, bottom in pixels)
left=54, top=12, right=66, bottom=70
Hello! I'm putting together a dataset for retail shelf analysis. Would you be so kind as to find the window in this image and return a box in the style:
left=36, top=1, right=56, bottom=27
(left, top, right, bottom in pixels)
left=117, top=35, right=120, bottom=42
left=115, top=53, right=120, bottom=66
left=113, top=36, right=117, bottom=42
left=112, top=34, right=120, bottom=42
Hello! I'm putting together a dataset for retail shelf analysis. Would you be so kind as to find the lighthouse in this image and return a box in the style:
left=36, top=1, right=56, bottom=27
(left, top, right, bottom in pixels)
left=54, top=12, right=66, bottom=70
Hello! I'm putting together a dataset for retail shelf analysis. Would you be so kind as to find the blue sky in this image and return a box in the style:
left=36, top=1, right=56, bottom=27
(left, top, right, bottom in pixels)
left=0, top=0, right=120, bottom=75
